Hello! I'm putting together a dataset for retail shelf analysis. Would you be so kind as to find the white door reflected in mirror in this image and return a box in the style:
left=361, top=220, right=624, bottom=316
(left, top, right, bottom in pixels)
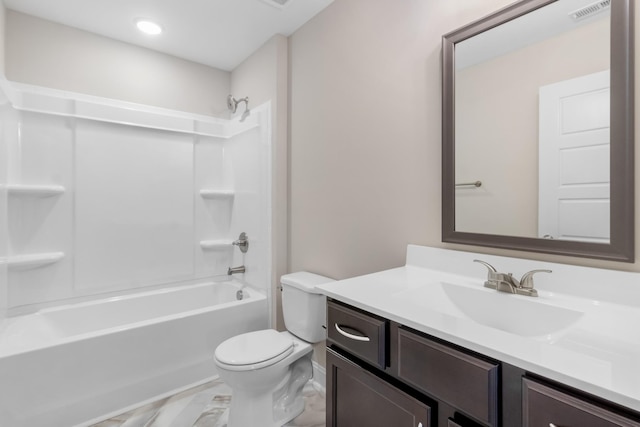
left=538, top=71, right=610, bottom=243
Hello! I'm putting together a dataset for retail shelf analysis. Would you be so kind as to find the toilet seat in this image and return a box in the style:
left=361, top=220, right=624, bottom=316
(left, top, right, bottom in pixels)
left=214, top=329, right=294, bottom=371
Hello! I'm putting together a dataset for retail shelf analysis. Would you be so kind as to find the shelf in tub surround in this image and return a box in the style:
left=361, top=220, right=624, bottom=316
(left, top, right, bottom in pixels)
left=200, top=240, right=234, bottom=250
left=0, top=252, right=65, bottom=270
left=1, top=79, right=231, bottom=137
left=4, top=184, right=66, bottom=197
left=199, top=189, right=235, bottom=199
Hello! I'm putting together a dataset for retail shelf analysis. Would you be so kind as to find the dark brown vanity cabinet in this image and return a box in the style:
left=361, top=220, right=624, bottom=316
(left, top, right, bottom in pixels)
left=522, top=378, right=640, bottom=427
left=327, top=349, right=432, bottom=427
left=327, top=300, right=495, bottom=427
left=327, top=299, right=640, bottom=427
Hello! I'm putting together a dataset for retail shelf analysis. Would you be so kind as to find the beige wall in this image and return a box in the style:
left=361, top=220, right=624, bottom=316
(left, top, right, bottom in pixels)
left=289, top=0, right=509, bottom=280
left=0, top=3, right=5, bottom=74
left=5, top=11, right=230, bottom=116
left=0, top=2, right=5, bottom=321
left=288, top=0, right=640, bottom=305
left=456, top=18, right=609, bottom=237
left=231, top=35, right=289, bottom=332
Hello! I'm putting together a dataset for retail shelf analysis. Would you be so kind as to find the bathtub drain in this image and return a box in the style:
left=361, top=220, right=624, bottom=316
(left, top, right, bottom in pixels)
left=236, top=290, right=244, bottom=300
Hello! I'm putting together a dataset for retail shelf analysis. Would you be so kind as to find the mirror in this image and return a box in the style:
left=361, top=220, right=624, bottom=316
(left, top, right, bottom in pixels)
left=442, top=0, right=634, bottom=262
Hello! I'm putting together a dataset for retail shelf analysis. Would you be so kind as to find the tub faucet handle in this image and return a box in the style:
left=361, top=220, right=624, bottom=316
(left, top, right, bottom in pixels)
left=232, top=232, right=249, bottom=253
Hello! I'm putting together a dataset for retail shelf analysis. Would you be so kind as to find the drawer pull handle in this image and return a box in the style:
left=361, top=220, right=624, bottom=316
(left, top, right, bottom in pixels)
left=334, top=323, right=371, bottom=342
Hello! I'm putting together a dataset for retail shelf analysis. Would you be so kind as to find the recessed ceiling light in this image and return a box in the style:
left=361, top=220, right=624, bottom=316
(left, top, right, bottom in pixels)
left=135, top=19, right=162, bottom=35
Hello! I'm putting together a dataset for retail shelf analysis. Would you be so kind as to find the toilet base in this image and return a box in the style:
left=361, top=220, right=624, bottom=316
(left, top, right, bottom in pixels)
left=226, top=357, right=312, bottom=427
left=273, top=357, right=312, bottom=424
left=216, top=331, right=314, bottom=427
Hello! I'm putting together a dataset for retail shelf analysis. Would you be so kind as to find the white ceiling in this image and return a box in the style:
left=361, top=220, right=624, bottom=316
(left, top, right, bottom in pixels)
left=2, top=0, right=334, bottom=71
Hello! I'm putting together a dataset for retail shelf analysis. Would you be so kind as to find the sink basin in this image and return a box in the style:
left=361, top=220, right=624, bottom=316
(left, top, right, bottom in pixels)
left=394, top=282, right=584, bottom=338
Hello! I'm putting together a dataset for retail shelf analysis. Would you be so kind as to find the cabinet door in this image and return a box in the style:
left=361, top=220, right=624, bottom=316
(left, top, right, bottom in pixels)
left=523, top=378, right=640, bottom=427
left=327, top=349, right=431, bottom=427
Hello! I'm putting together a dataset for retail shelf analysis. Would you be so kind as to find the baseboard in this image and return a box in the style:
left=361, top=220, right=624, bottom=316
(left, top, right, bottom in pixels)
left=312, top=360, right=326, bottom=392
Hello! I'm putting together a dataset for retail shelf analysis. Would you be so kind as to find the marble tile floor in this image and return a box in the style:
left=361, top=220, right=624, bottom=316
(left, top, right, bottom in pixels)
left=91, top=378, right=325, bottom=427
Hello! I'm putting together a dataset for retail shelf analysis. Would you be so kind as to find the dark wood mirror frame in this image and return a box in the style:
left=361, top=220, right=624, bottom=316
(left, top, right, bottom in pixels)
left=442, top=0, right=635, bottom=262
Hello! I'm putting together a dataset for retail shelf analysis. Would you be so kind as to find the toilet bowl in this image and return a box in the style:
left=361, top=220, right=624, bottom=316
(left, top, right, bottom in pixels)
left=213, top=272, right=334, bottom=427
left=215, top=330, right=312, bottom=426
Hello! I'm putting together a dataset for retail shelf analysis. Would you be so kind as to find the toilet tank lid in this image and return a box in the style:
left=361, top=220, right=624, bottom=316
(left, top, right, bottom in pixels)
left=281, top=271, right=334, bottom=294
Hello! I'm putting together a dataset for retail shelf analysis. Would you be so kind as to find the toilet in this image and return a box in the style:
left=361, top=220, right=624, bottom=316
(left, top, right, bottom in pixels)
left=214, top=272, right=334, bottom=427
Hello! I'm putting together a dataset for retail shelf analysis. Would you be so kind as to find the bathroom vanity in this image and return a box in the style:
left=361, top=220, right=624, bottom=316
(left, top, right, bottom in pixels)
left=318, top=246, right=640, bottom=427
left=320, top=0, right=638, bottom=423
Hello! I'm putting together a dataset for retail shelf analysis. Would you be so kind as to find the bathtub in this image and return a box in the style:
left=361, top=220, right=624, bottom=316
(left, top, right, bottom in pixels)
left=0, top=280, right=268, bottom=427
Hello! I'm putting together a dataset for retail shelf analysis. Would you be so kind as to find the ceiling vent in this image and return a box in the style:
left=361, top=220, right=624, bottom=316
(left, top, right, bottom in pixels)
left=568, top=0, right=611, bottom=21
left=259, top=0, right=293, bottom=10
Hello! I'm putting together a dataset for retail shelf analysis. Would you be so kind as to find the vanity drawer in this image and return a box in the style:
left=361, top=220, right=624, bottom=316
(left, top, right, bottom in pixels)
left=327, top=300, right=388, bottom=369
left=523, top=378, right=640, bottom=427
left=397, top=327, right=499, bottom=427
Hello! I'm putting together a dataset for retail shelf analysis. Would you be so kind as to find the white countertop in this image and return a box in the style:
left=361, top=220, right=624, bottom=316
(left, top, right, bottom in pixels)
left=317, top=245, right=640, bottom=412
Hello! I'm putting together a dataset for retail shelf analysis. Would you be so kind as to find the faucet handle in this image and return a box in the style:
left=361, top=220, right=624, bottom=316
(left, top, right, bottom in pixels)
left=232, top=232, right=249, bottom=253
left=474, top=259, right=497, bottom=274
left=520, top=269, right=552, bottom=289
left=474, top=259, right=500, bottom=289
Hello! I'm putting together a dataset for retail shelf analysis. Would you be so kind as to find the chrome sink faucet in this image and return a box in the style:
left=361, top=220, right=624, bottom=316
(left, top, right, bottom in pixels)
left=473, top=260, right=551, bottom=297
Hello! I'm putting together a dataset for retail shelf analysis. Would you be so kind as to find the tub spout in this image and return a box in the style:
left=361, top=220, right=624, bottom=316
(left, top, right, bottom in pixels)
left=228, top=265, right=245, bottom=275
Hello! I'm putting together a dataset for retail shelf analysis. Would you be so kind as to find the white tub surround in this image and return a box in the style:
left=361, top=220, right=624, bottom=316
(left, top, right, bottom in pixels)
left=318, top=245, right=640, bottom=413
left=0, top=280, right=267, bottom=427
left=0, top=78, right=272, bottom=315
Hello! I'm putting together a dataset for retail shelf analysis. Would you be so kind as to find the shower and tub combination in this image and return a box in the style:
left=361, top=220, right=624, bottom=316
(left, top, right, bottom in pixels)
left=0, top=81, right=272, bottom=427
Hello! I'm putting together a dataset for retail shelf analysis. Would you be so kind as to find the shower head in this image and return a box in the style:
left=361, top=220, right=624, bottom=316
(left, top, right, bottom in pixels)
left=227, top=95, right=250, bottom=121
left=227, top=95, right=237, bottom=113
left=227, top=95, right=249, bottom=113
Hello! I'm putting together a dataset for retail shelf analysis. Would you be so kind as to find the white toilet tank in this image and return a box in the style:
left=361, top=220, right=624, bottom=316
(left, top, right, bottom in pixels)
left=281, top=272, right=334, bottom=343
